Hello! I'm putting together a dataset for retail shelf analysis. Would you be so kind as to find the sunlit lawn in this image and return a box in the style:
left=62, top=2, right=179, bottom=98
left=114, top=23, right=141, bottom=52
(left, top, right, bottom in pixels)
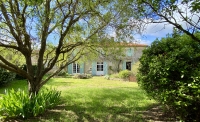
left=0, top=76, right=157, bottom=122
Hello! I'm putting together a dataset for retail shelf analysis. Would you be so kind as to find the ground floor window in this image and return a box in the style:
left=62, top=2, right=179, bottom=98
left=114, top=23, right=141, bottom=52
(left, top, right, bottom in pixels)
left=126, top=62, right=131, bottom=70
left=97, top=62, right=103, bottom=71
left=73, top=63, right=80, bottom=73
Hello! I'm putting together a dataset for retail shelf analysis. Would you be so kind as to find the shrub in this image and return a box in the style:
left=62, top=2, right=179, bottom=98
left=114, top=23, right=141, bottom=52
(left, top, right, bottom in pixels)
left=73, top=74, right=92, bottom=79
left=104, top=75, right=110, bottom=80
left=0, top=88, right=61, bottom=119
left=0, top=68, right=16, bottom=86
left=119, top=70, right=132, bottom=80
left=15, top=65, right=26, bottom=80
left=57, top=71, right=67, bottom=76
left=137, top=33, right=200, bottom=121
left=15, top=65, right=38, bottom=80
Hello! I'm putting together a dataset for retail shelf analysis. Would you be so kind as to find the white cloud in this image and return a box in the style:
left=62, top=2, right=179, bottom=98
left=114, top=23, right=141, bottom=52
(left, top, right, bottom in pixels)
left=132, top=1, right=200, bottom=45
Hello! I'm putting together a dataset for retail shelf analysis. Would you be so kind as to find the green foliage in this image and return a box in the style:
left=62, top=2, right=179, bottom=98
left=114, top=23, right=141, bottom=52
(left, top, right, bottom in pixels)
left=104, top=75, right=110, bottom=80
left=15, top=65, right=27, bottom=80
left=119, top=70, right=133, bottom=79
left=110, top=73, right=120, bottom=79
left=131, top=61, right=140, bottom=75
left=57, top=71, right=66, bottom=76
left=0, top=68, right=16, bottom=86
left=72, top=74, right=92, bottom=79
left=0, top=77, right=160, bottom=121
left=0, top=88, right=61, bottom=119
left=15, top=65, right=38, bottom=80
left=137, top=33, right=200, bottom=121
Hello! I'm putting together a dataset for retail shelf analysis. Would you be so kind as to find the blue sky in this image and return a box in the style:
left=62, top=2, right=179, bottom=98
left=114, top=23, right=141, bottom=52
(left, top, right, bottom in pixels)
left=134, top=22, right=174, bottom=45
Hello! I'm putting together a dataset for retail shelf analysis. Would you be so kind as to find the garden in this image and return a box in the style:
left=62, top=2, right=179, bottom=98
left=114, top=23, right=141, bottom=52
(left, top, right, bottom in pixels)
left=0, top=76, right=176, bottom=122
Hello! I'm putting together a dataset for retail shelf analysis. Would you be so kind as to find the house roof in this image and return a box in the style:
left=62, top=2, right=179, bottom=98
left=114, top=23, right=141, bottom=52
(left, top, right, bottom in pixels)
left=125, top=43, right=148, bottom=47
left=119, top=42, right=148, bottom=47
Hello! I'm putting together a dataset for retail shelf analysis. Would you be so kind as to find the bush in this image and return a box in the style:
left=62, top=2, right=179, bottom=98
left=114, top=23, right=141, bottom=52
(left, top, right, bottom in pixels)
left=119, top=70, right=132, bottom=80
left=137, top=33, right=200, bottom=121
left=56, top=71, right=72, bottom=78
left=0, top=88, right=61, bottom=119
left=0, top=68, right=16, bottom=86
left=104, top=75, right=110, bottom=80
left=73, top=74, right=92, bottom=79
left=15, top=65, right=27, bottom=80
left=15, top=65, right=38, bottom=80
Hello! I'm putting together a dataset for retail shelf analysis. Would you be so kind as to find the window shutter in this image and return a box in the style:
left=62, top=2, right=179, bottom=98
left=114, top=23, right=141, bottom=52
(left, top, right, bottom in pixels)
left=67, top=64, right=72, bottom=74
left=80, top=63, right=84, bottom=74
left=92, top=62, right=96, bottom=75
left=122, top=61, right=126, bottom=70
left=104, top=62, right=108, bottom=75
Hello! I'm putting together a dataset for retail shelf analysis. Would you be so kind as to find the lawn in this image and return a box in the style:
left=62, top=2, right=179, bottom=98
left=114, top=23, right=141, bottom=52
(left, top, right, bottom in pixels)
left=0, top=77, right=168, bottom=122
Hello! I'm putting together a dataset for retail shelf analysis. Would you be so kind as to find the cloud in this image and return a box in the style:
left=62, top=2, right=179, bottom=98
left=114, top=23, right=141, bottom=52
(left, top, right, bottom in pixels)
left=132, top=1, right=200, bottom=45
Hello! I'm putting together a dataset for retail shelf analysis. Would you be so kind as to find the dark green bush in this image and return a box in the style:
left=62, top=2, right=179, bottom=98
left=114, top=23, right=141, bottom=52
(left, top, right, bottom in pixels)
left=0, top=68, right=16, bottom=86
left=119, top=70, right=132, bottom=80
left=15, top=65, right=38, bottom=80
left=15, top=65, right=27, bottom=80
left=56, top=71, right=67, bottom=77
left=0, top=88, right=61, bottom=119
left=137, top=33, right=200, bottom=121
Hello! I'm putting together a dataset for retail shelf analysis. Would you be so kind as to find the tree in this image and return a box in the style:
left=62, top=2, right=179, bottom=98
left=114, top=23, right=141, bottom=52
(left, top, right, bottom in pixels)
left=137, top=32, right=200, bottom=121
left=0, top=0, right=134, bottom=95
left=133, top=0, right=200, bottom=42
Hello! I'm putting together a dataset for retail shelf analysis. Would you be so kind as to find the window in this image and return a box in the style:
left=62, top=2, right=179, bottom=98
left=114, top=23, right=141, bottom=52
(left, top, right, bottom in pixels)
left=73, top=63, right=80, bottom=73
left=97, top=62, right=103, bottom=71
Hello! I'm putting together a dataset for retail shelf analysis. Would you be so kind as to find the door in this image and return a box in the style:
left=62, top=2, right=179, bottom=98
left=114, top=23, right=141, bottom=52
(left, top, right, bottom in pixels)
left=126, top=62, right=131, bottom=71
left=96, top=62, right=104, bottom=75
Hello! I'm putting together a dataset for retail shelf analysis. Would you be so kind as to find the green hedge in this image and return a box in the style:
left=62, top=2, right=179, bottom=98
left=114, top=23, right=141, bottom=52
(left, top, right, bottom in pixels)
left=137, top=33, right=200, bottom=121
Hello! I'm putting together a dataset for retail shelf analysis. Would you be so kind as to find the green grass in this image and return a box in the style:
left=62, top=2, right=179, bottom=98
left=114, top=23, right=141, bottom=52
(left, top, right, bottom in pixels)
left=0, top=77, right=157, bottom=122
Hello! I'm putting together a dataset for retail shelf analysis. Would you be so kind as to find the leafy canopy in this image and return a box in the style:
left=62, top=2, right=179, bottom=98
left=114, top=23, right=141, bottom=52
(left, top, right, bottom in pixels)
left=137, top=31, right=200, bottom=121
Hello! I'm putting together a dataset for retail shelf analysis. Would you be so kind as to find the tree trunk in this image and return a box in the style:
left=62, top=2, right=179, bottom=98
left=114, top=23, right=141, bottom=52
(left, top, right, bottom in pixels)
left=28, top=80, right=41, bottom=96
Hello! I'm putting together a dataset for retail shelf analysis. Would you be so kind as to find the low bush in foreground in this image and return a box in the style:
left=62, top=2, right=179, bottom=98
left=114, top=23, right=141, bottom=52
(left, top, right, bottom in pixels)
left=0, top=88, right=61, bottom=119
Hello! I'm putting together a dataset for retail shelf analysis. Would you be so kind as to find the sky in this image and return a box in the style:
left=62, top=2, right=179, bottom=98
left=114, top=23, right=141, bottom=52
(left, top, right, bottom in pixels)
left=126, top=1, right=200, bottom=46
left=135, top=22, right=174, bottom=45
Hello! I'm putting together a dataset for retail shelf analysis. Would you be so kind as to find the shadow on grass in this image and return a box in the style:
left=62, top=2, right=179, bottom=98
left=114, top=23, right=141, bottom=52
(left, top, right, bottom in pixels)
left=4, top=104, right=176, bottom=122
left=2, top=87, right=177, bottom=122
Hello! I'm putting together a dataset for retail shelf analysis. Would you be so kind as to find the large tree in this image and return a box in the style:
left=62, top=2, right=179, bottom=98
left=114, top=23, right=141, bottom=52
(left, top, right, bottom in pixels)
left=0, top=0, right=133, bottom=95
left=131, top=0, right=200, bottom=42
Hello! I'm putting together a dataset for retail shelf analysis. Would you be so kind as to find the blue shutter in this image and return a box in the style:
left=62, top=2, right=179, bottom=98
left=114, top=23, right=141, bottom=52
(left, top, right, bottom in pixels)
left=122, top=61, right=126, bottom=70
left=104, top=62, right=108, bottom=75
left=80, top=63, right=84, bottom=74
left=67, top=64, right=72, bottom=74
left=92, top=62, right=96, bottom=75
left=127, top=48, right=133, bottom=56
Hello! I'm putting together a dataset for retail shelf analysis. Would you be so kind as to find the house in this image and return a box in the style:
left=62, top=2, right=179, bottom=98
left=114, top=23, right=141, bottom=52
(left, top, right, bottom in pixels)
left=67, top=43, right=148, bottom=76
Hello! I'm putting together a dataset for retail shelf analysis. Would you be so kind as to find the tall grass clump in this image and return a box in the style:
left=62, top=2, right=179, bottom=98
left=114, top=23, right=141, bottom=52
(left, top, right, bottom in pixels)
left=0, top=88, right=61, bottom=119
